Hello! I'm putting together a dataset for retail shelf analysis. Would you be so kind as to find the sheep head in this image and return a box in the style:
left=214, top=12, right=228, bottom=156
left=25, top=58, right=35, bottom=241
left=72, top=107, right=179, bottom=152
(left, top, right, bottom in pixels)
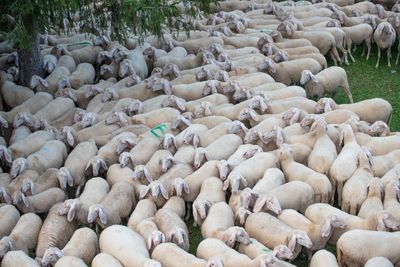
left=0, top=115, right=8, bottom=129
left=87, top=204, right=107, bottom=225
left=282, top=108, right=302, bottom=126
left=376, top=211, right=400, bottom=231
left=0, top=236, right=15, bottom=259
left=217, top=52, right=230, bottom=62
left=105, top=111, right=129, bottom=127
left=171, top=114, right=192, bottom=130
left=203, top=80, right=220, bottom=96
left=253, top=195, right=282, bottom=215
left=194, top=102, right=214, bottom=118
left=132, top=165, right=153, bottom=183
left=85, top=156, right=108, bottom=177
left=228, top=120, right=248, bottom=135
left=116, top=136, right=137, bottom=155
left=217, top=160, right=230, bottom=181
left=214, top=70, right=230, bottom=82
left=288, top=231, right=312, bottom=252
left=29, top=75, right=48, bottom=90
left=194, top=148, right=211, bottom=169
left=58, top=198, right=79, bottom=222
left=119, top=59, right=136, bottom=78
left=80, top=112, right=99, bottom=128
left=10, top=158, right=28, bottom=178
left=147, top=78, right=172, bottom=95
left=119, top=152, right=138, bottom=168
left=57, top=76, right=71, bottom=90
left=162, top=64, right=180, bottom=80
left=207, top=257, right=224, bottom=267
left=161, top=95, right=186, bottom=112
left=84, top=85, right=104, bottom=98
left=320, top=215, right=346, bottom=238
left=243, top=146, right=262, bottom=159
left=11, top=191, right=29, bottom=207
left=160, top=134, right=177, bottom=153
left=21, top=178, right=35, bottom=195
left=13, top=112, right=34, bottom=129
left=0, top=187, right=11, bottom=204
left=315, top=98, right=335, bottom=113
left=147, top=230, right=166, bottom=250
left=248, top=95, right=268, bottom=113
left=173, top=177, right=190, bottom=197
left=235, top=207, right=252, bottom=226
left=326, top=19, right=342, bottom=28
left=167, top=227, right=189, bottom=251
left=57, top=167, right=74, bottom=189
left=368, top=121, right=390, bottom=136
left=97, top=50, right=113, bottom=65
left=221, top=226, right=250, bottom=247
left=258, top=58, right=276, bottom=74
left=300, top=70, right=318, bottom=85
left=41, top=247, right=64, bottom=267
left=196, top=67, right=214, bottom=81
left=239, top=187, right=257, bottom=210
left=139, top=181, right=169, bottom=200
left=0, top=145, right=12, bottom=165
left=160, top=156, right=175, bottom=173
left=193, top=199, right=212, bottom=224
left=182, top=129, right=200, bottom=148
left=238, top=108, right=259, bottom=123
left=123, top=99, right=144, bottom=116
left=223, top=171, right=247, bottom=193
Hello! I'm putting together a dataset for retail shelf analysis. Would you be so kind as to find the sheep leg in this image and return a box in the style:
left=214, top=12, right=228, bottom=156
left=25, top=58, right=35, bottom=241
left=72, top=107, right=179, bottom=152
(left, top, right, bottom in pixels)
left=347, top=43, right=355, bottom=63
left=337, top=181, right=343, bottom=207
left=341, top=81, right=353, bottom=103
left=375, top=48, right=381, bottom=68
left=331, top=46, right=342, bottom=65
left=185, top=202, right=191, bottom=221
left=330, top=180, right=336, bottom=206
left=396, top=42, right=400, bottom=65
left=339, top=46, right=349, bottom=65
left=387, top=47, right=392, bottom=68
left=366, top=39, right=372, bottom=61
left=330, top=50, right=338, bottom=66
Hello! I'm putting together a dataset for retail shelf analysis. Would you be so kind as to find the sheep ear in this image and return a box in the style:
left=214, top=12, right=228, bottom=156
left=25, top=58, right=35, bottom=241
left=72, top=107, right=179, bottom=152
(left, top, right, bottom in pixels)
left=285, top=24, right=292, bottom=36
left=160, top=185, right=169, bottom=200
left=320, top=219, right=332, bottom=237
left=139, top=186, right=149, bottom=199
left=143, top=167, right=153, bottom=183
left=67, top=204, right=76, bottom=222
left=377, top=213, right=387, bottom=231
left=250, top=109, right=259, bottom=121
left=21, top=193, right=29, bottom=207
left=395, top=16, right=400, bottom=27
left=253, top=197, right=266, bottom=213
left=193, top=133, right=200, bottom=148
left=98, top=207, right=107, bottom=225
left=324, top=100, right=332, bottom=113
left=276, top=127, right=284, bottom=148
left=287, top=235, right=297, bottom=252
left=300, top=71, right=309, bottom=85
left=176, top=98, right=186, bottom=111
left=290, top=110, right=300, bottom=125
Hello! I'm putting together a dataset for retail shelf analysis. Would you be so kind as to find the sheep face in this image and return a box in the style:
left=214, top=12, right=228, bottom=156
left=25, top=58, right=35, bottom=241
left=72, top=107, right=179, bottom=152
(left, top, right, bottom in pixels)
left=171, top=114, right=192, bottom=130
left=119, top=152, right=137, bottom=168
left=160, top=156, right=175, bottom=173
left=0, top=236, right=14, bottom=258
left=11, top=191, right=28, bottom=207
left=288, top=231, right=313, bottom=251
left=173, top=177, right=190, bottom=197
left=377, top=211, right=400, bottom=231
left=272, top=245, right=294, bottom=260
left=58, top=199, right=79, bottom=222
left=368, top=121, right=389, bottom=136
left=87, top=204, right=107, bottom=225
left=194, top=102, right=213, bottom=118
left=240, top=188, right=256, bottom=210
left=222, top=226, right=250, bottom=247
left=0, top=115, right=8, bottom=129
left=0, top=187, right=11, bottom=203
left=105, top=111, right=128, bottom=127
left=196, top=67, right=214, bottom=81
left=217, top=160, right=230, bottom=181
left=85, top=156, right=108, bottom=177
left=223, top=171, right=247, bottom=193
left=21, top=178, right=34, bottom=195
left=203, top=80, right=220, bottom=96
left=133, top=165, right=153, bottom=183
left=10, top=158, right=28, bottom=178
left=238, top=108, right=259, bottom=123
left=147, top=230, right=166, bottom=250
left=194, top=148, right=210, bottom=169
left=13, top=112, right=34, bottom=129
left=123, top=100, right=144, bottom=116
left=0, top=145, right=12, bottom=165
left=41, top=247, right=63, bottom=266
left=162, top=64, right=180, bottom=80
left=229, top=121, right=248, bottom=135
left=193, top=199, right=212, bottom=223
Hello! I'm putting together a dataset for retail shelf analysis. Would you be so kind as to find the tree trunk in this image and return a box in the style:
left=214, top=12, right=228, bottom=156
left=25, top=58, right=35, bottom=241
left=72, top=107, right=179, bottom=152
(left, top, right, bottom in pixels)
left=17, top=31, right=43, bottom=87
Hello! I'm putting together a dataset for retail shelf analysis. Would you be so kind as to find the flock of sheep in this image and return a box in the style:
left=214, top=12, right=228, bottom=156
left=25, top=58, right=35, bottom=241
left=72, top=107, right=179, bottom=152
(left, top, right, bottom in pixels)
left=1, top=0, right=400, bottom=266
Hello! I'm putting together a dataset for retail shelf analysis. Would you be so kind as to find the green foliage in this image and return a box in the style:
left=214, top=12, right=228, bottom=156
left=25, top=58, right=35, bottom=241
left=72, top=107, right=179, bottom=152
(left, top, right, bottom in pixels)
left=0, top=0, right=218, bottom=49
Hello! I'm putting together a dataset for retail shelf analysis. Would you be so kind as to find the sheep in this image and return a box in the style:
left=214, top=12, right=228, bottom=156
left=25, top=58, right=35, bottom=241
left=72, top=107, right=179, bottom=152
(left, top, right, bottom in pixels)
left=192, top=177, right=225, bottom=225
left=53, top=256, right=88, bottom=267
left=56, top=55, right=76, bottom=72
left=1, top=80, right=34, bottom=109
left=53, top=45, right=103, bottom=66
left=307, top=119, right=337, bottom=175
left=277, top=209, right=346, bottom=258
left=384, top=181, right=400, bottom=221
left=41, top=227, right=98, bottom=266
left=21, top=168, right=60, bottom=198
left=223, top=152, right=277, bottom=193
left=154, top=206, right=189, bottom=251
left=151, top=243, right=217, bottom=267
left=337, top=230, right=400, bottom=267
left=305, top=203, right=400, bottom=243
left=315, top=97, right=393, bottom=124
left=0, top=170, right=39, bottom=203
left=183, top=160, right=220, bottom=202
left=0, top=174, right=12, bottom=203
left=169, top=36, right=224, bottom=54
left=30, top=67, right=71, bottom=95
left=194, top=134, right=243, bottom=168
left=273, top=50, right=328, bottom=69
left=132, top=150, right=175, bottom=182
left=252, top=180, right=315, bottom=216
left=300, top=67, right=353, bottom=103
left=225, top=144, right=262, bottom=168
left=87, top=181, right=135, bottom=228
left=191, top=115, right=232, bottom=129
left=245, top=212, right=312, bottom=258
left=0, top=204, right=20, bottom=238
left=310, top=250, right=339, bottom=267
left=357, top=178, right=385, bottom=220
left=279, top=145, right=331, bottom=203
left=122, top=48, right=149, bottom=80
left=374, top=22, right=397, bottom=68
left=365, top=257, right=395, bottom=267
left=99, top=225, right=161, bottom=267
left=201, top=201, right=249, bottom=248
left=135, top=217, right=165, bottom=251
left=58, top=140, right=98, bottom=192
left=258, top=57, right=321, bottom=85
left=279, top=22, right=341, bottom=64
left=10, top=140, right=67, bottom=177
left=12, top=187, right=66, bottom=214
left=195, top=121, right=245, bottom=147
left=58, top=177, right=109, bottom=224
left=121, top=136, right=161, bottom=167
left=2, top=250, right=41, bottom=267
left=91, top=253, right=123, bottom=267
left=341, top=149, right=375, bottom=215
left=68, top=63, right=96, bottom=89
left=127, top=199, right=157, bottom=231
left=130, top=108, right=180, bottom=128
left=36, top=203, right=77, bottom=261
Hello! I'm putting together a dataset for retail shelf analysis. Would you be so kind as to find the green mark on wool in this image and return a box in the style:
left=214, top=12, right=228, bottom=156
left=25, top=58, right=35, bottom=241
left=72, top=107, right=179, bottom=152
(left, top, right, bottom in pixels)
left=150, top=124, right=167, bottom=138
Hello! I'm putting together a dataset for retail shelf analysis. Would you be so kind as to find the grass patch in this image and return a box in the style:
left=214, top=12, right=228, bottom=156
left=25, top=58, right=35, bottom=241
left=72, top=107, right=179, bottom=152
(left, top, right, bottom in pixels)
left=187, top=45, right=400, bottom=266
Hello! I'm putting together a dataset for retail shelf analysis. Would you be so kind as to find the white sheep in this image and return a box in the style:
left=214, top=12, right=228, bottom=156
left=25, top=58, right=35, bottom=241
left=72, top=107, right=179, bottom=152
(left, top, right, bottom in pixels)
left=2, top=250, right=41, bottom=267
left=279, top=145, right=332, bottom=203
left=365, top=257, right=394, bottom=267
left=36, top=203, right=77, bottom=261
left=99, top=225, right=162, bottom=267
left=41, top=227, right=98, bottom=266
left=91, top=253, right=123, bottom=267
left=58, top=177, right=109, bottom=224
left=53, top=256, right=88, bottom=267
left=127, top=199, right=157, bottom=231
left=315, top=98, right=392, bottom=124
left=12, top=187, right=66, bottom=214
left=58, top=140, right=98, bottom=193
left=300, top=67, right=353, bottom=103
left=373, top=22, right=397, bottom=67
left=278, top=209, right=346, bottom=257
left=1, top=80, right=34, bottom=109
left=337, top=230, right=400, bottom=266
left=245, top=212, right=312, bottom=258
left=358, top=178, right=385, bottom=219
left=68, top=63, right=96, bottom=89
left=87, top=181, right=135, bottom=228
left=258, top=57, right=321, bottom=85
left=384, top=181, right=400, bottom=221
left=192, top=177, right=225, bottom=225
left=305, top=203, right=400, bottom=243
left=341, top=149, right=374, bottom=215
left=0, top=204, right=20, bottom=238
left=307, top=119, right=337, bottom=175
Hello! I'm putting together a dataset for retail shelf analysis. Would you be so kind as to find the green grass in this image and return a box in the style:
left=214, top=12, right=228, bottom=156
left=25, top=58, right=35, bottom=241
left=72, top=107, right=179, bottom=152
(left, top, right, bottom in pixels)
left=186, top=46, right=400, bottom=266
